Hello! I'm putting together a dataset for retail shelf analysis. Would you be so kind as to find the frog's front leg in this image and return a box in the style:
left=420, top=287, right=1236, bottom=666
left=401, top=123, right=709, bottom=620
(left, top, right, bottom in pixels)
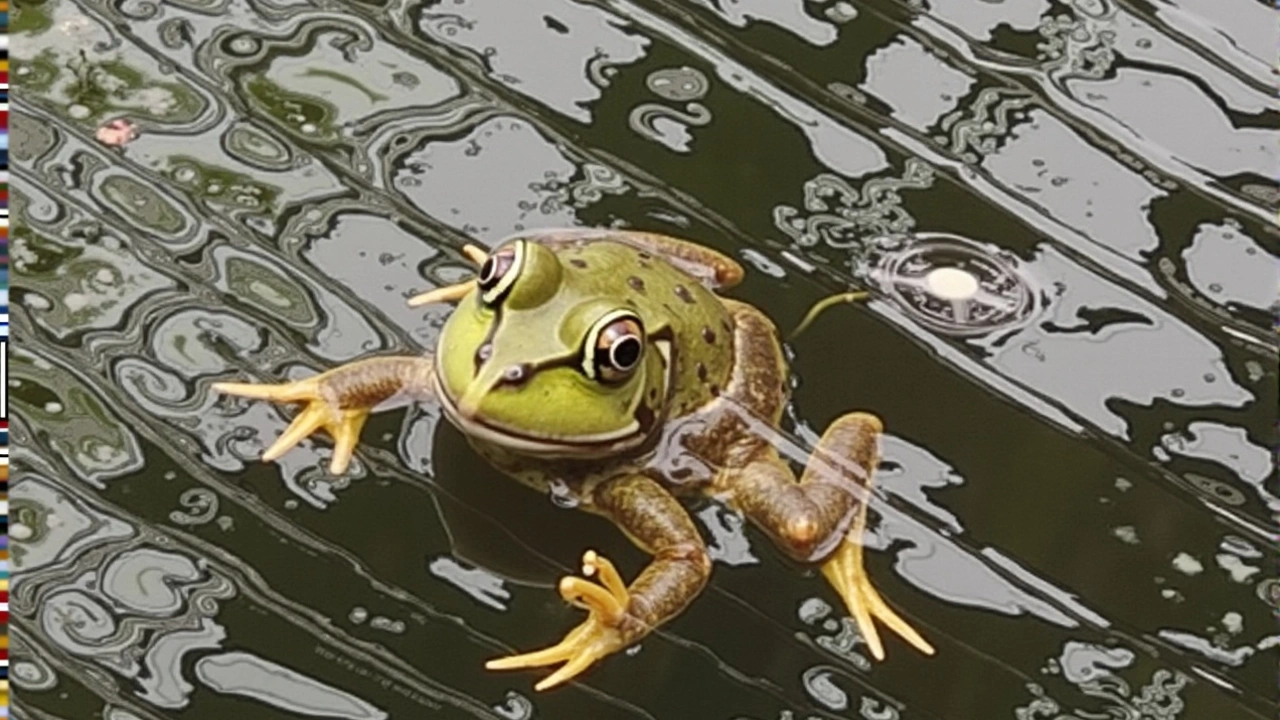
left=727, top=413, right=935, bottom=661
left=487, top=474, right=711, bottom=691
left=214, top=356, right=435, bottom=474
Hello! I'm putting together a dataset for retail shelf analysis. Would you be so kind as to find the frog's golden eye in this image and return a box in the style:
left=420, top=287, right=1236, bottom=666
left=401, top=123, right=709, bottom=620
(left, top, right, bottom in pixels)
left=477, top=241, right=525, bottom=305
left=584, top=311, right=645, bottom=383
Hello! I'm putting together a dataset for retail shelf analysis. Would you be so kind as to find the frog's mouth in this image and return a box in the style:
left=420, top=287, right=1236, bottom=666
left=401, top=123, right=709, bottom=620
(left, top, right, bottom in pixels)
left=432, top=380, right=648, bottom=458
left=430, top=339, right=674, bottom=460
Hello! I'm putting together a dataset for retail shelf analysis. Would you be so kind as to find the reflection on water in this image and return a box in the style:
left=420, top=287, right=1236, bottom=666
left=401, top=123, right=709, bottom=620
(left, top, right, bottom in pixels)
left=11, top=0, right=1278, bottom=718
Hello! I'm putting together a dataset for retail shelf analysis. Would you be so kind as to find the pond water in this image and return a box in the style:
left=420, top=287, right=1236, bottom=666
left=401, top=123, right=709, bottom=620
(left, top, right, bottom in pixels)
left=9, top=1, right=1279, bottom=719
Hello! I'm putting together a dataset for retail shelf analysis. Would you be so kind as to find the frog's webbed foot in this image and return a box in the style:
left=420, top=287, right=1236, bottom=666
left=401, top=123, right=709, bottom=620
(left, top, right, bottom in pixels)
left=821, top=536, right=935, bottom=661
left=407, top=244, right=488, bottom=307
left=215, top=377, right=369, bottom=474
left=214, top=356, right=434, bottom=474
left=487, top=550, right=633, bottom=691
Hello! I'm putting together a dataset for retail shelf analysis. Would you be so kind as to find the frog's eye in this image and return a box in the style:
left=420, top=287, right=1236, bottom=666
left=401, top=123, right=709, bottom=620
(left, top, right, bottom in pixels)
left=584, top=311, right=645, bottom=383
left=477, top=242, right=524, bottom=305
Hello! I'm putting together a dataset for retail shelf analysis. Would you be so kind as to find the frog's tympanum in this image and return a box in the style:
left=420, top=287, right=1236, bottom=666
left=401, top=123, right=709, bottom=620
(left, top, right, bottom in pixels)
left=215, top=229, right=935, bottom=690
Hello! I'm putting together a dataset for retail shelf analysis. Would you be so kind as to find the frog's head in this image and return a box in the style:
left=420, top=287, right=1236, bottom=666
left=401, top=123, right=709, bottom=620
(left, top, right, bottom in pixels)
left=433, top=238, right=673, bottom=459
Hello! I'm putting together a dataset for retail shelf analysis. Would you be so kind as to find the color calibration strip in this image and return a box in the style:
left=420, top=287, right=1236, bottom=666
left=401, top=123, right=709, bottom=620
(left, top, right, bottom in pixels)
left=2, top=1, right=10, bottom=713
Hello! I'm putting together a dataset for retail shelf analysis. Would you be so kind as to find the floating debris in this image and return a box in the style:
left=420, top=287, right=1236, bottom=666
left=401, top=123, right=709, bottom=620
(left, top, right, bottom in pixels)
left=96, top=118, right=139, bottom=146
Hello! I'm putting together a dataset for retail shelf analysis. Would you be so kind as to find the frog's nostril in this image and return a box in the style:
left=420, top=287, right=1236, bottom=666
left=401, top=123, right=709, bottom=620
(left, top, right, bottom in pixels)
left=474, top=343, right=493, bottom=370
left=500, top=363, right=533, bottom=385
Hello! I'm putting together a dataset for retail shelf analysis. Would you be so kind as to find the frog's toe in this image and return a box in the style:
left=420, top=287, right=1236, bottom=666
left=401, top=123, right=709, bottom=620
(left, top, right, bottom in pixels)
left=486, top=616, right=625, bottom=691
left=213, top=379, right=316, bottom=402
left=486, top=550, right=633, bottom=691
left=406, top=244, right=490, bottom=307
left=821, top=538, right=935, bottom=661
left=406, top=280, right=477, bottom=307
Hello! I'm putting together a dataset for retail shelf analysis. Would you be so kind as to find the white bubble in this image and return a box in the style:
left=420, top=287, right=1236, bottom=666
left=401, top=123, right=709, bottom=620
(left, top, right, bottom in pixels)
left=925, top=267, right=980, bottom=299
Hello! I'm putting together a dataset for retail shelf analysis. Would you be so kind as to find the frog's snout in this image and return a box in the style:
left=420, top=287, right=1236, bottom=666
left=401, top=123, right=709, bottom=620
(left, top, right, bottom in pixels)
left=457, top=362, right=533, bottom=419
left=457, top=382, right=486, bottom=420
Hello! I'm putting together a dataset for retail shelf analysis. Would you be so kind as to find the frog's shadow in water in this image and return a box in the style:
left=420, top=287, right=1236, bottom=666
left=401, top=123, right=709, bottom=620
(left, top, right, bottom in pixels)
left=428, top=417, right=655, bottom=589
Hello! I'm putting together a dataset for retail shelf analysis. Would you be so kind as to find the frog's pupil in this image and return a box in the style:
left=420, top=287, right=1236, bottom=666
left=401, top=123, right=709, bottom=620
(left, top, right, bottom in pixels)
left=610, top=336, right=642, bottom=370
left=478, top=257, right=497, bottom=287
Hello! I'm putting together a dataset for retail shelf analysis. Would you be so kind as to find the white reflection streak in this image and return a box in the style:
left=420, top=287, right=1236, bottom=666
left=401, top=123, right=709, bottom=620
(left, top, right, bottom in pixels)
left=904, top=12, right=1275, bottom=224
left=599, top=0, right=889, bottom=177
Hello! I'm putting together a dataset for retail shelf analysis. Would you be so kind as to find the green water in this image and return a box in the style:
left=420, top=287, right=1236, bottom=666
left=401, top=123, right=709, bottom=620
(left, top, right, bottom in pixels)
left=10, top=1, right=1279, bottom=719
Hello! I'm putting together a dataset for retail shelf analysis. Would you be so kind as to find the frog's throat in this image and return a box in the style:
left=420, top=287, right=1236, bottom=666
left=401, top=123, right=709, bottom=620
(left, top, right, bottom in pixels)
left=429, top=338, right=675, bottom=459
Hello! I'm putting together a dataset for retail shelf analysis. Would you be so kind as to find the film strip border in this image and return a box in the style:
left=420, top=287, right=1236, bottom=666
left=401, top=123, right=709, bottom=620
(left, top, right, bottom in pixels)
left=2, top=1, right=10, bottom=713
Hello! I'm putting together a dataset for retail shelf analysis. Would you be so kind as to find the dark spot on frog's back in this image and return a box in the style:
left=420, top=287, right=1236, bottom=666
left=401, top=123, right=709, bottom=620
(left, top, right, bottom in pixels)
left=674, top=285, right=695, bottom=304
left=635, top=402, right=656, bottom=429
left=569, top=258, right=588, bottom=269
left=696, top=362, right=708, bottom=382
left=627, top=276, right=646, bottom=293
left=701, top=326, right=716, bottom=344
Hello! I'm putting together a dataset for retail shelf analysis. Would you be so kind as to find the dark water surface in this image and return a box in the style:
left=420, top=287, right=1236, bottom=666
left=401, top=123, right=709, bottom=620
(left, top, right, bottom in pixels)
left=10, top=1, right=1280, bottom=718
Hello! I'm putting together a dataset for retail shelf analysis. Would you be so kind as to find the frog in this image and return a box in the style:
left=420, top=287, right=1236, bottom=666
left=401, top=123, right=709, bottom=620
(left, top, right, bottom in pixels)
left=214, top=228, right=935, bottom=691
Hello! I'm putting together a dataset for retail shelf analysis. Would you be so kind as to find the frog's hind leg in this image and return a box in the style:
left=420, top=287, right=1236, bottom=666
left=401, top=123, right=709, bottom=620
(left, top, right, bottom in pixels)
left=812, top=413, right=934, bottom=660
left=214, top=355, right=435, bottom=474
left=723, top=414, right=935, bottom=661
left=486, top=474, right=711, bottom=691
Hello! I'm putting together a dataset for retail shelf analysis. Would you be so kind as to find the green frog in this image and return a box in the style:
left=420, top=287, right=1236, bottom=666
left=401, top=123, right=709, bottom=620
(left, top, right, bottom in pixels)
left=214, top=229, right=935, bottom=690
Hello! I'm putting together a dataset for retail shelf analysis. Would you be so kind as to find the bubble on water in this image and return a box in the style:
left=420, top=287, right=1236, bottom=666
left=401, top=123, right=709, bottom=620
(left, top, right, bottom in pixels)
left=11, top=657, right=58, bottom=691
left=228, top=36, right=259, bottom=55
left=1255, top=577, right=1280, bottom=609
left=1185, top=473, right=1246, bottom=506
left=871, top=234, right=1037, bottom=337
left=1171, top=552, right=1203, bottom=575
left=370, top=616, right=406, bottom=634
left=1216, top=554, right=1260, bottom=583
left=802, top=667, right=849, bottom=711
left=349, top=607, right=369, bottom=624
left=492, top=691, right=533, bottom=720
left=1219, top=535, right=1261, bottom=558
left=646, top=66, right=710, bottom=101
left=825, top=2, right=858, bottom=23
left=797, top=597, right=832, bottom=624
left=1221, top=612, right=1243, bottom=635
left=1113, top=525, right=1139, bottom=544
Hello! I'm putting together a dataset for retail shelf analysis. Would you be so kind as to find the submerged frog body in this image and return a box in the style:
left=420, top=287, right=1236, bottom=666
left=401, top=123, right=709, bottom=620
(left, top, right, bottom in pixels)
left=215, top=229, right=934, bottom=690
